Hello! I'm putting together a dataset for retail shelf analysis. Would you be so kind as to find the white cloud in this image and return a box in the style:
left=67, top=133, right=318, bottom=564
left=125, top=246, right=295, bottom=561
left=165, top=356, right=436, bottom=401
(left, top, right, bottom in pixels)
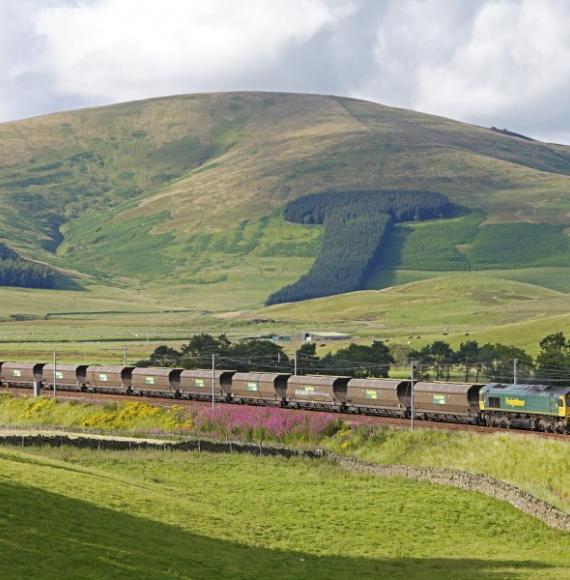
left=1, top=0, right=570, bottom=143
left=34, top=0, right=354, bottom=101
left=365, top=0, right=570, bottom=139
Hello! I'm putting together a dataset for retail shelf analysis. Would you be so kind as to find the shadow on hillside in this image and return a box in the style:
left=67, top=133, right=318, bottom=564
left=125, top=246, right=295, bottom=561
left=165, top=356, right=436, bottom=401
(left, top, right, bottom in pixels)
left=0, top=482, right=554, bottom=580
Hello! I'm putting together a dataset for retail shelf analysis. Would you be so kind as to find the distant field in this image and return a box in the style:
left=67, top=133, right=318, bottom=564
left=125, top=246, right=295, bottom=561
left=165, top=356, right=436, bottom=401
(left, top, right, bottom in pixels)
left=4, top=272, right=570, bottom=358
left=0, top=446, right=568, bottom=579
left=237, top=274, right=570, bottom=353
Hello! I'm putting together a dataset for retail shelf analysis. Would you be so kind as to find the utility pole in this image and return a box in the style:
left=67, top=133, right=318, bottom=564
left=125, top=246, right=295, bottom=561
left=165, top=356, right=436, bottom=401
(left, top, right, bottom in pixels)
left=53, top=350, right=57, bottom=398
left=293, top=353, right=298, bottom=376
left=410, top=360, right=416, bottom=431
left=513, top=358, right=518, bottom=385
left=211, top=353, right=216, bottom=408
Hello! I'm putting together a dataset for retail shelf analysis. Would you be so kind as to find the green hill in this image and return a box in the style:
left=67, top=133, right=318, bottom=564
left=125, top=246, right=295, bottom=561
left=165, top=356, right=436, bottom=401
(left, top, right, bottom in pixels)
left=2, top=91, right=570, bottom=323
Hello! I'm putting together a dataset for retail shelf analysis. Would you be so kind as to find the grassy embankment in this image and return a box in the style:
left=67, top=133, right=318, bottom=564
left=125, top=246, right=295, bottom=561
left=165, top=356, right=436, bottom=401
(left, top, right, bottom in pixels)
left=0, top=445, right=568, bottom=579
left=0, top=395, right=567, bottom=513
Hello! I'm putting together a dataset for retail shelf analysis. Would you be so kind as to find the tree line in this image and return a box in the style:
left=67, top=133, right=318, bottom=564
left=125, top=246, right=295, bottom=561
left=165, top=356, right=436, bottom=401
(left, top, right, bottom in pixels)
left=405, top=333, right=570, bottom=384
left=267, top=190, right=452, bottom=305
left=138, top=332, right=570, bottom=385
left=137, top=333, right=395, bottom=377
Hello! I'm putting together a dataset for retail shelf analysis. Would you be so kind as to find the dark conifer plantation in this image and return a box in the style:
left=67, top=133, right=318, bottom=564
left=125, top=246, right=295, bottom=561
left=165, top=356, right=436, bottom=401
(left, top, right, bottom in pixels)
left=0, top=242, right=57, bottom=289
left=267, top=190, right=451, bottom=304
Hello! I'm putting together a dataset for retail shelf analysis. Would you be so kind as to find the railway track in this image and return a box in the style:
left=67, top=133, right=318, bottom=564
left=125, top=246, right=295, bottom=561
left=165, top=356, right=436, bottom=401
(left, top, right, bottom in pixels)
left=3, top=386, right=568, bottom=441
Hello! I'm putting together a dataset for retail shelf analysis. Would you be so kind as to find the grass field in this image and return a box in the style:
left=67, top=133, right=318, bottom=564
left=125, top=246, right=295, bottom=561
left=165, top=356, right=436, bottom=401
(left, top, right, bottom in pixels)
left=4, top=271, right=570, bottom=358
left=236, top=274, right=570, bottom=353
left=0, top=445, right=568, bottom=579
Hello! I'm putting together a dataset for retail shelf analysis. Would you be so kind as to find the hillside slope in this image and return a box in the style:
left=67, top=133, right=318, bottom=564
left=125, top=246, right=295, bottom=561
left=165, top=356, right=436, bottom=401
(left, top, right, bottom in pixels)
left=2, top=92, right=570, bottom=309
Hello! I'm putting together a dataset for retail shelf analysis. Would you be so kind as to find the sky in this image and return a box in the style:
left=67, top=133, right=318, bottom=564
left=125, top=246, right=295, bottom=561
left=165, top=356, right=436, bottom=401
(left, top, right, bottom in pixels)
left=2, top=0, right=570, bottom=143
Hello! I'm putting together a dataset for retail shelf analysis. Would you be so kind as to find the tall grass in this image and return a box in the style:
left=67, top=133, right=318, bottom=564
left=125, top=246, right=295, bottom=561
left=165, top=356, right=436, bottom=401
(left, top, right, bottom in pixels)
left=325, top=426, right=570, bottom=512
left=0, top=395, right=342, bottom=443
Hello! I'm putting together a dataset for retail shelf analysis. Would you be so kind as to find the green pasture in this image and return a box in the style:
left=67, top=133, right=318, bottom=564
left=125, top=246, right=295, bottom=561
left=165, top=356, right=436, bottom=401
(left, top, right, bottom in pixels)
left=244, top=273, right=570, bottom=353
left=0, top=446, right=567, bottom=579
left=4, top=271, right=570, bottom=357
left=0, top=394, right=567, bottom=513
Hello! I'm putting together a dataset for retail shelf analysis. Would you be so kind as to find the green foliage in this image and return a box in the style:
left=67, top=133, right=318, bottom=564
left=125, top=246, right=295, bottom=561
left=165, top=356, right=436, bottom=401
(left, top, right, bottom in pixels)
left=409, top=340, right=456, bottom=380
left=408, top=339, right=534, bottom=382
left=0, top=242, right=18, bottom=260
left=283, top=189, right=451, bottom=224
left=478, top=343, right=534, bottom=382
left=268, top=210, right=392, bottom=303
left=0, top=242, right=60, bottom=289
left=536, top=332, right=570, bottom=385
left=141, top=333, right=291, bottom=372
left=0, top=259, right=57, bottom=289
left=316, top=341, right=395, bottom=377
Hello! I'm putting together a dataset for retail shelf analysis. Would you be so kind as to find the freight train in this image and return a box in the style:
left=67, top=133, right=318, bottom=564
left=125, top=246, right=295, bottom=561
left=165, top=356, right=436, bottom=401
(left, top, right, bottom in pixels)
left=0, top=362, right=568, bottom=434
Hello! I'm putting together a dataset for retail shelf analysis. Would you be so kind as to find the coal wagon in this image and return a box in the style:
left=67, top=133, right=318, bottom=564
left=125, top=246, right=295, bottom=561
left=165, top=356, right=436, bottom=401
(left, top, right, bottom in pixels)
left=345, top=378, right=410, bottom=417
left=231, top=372, right=289, bottom=405
left=178, top=369, right=235, bottom=401
left=412, top=382, right=483, bottom=423
left=85, top=366, right=134, bottom=393
left=0, top=362, right=45, bottom=388
left=286, top=375, right=350, bottom=410
left=130, top=367, right=182, bottom=396
left=43, top=364, right=88, bottom=390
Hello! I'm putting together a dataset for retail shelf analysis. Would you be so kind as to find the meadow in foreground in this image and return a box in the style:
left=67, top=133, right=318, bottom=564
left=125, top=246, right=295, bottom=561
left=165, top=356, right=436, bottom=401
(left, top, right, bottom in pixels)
left=0, top=446, right=568, bottom=579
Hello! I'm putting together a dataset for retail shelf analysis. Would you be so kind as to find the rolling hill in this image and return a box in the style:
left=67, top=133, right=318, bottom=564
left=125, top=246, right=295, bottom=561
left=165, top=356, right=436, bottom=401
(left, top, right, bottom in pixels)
left=2, top=91, right=570, bottom=344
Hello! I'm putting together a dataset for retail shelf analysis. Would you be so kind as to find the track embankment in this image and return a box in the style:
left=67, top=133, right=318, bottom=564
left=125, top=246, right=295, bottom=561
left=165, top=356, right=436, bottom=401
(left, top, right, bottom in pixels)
left=3, top=387, right=568, bottom=440
left=0, top=429, right=568, bottom=531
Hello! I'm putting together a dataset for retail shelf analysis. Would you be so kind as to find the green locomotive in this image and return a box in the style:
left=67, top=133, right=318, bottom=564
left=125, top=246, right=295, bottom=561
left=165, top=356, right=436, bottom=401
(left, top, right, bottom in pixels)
left=480, top=383, right=570, bottom=433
